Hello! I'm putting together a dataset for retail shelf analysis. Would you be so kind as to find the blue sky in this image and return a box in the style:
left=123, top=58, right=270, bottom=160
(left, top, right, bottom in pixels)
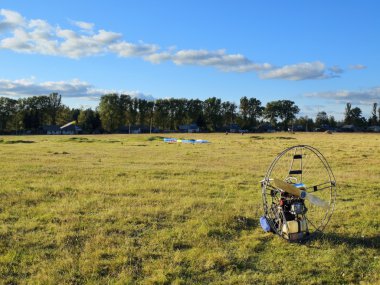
left=0, top=0, right=379, bottom=119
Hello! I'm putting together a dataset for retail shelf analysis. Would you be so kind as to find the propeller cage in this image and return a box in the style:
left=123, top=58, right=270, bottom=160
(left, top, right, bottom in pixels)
left=261, top=145, right=337, bottom=242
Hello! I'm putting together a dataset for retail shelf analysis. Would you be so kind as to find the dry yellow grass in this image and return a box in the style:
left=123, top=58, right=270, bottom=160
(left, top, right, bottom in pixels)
left=0, top=133, right=379, bottom=284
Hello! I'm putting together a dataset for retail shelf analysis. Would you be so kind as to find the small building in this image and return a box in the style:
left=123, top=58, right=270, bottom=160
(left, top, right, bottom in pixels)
left=341, top=125, right=356, bottom=132
left=43, top=124, right=81, bottom=135
left=178, top=124, right=200, bottom=133
left=119, top=125, right=152, bottom=134
left=254, top=123, right=276, bottom=133
left=61, top=124, right=81, bottom=135
left=367, top=126, right=380, bottom=132
left=227, top=124, right=241, bottom=133
left=43, top=125, right=61, bottom=135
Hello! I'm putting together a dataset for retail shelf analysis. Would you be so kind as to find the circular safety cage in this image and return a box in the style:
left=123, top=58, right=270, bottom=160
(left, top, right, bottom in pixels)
left=261, top=145, right=337, bottom=242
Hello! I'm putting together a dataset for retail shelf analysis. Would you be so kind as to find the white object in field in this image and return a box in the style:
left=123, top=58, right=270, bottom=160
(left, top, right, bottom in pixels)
left=272, top=178, right=329, bottom=209
left=60, top=120, right=76, bottom=129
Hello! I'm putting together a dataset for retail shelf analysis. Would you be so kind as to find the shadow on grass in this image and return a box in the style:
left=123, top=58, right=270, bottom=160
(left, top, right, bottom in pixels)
left=0, top=139, right=35, bottom=144
left=250, top=136, right=296, bottom=140
left=301, top=232, right=380, bottom=249
left=321, top=232, right=380, bottom=249
left=147, top=136, right=165, bottom=141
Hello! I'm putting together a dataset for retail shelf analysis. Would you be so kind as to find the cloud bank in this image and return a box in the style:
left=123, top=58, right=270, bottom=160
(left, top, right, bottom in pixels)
left=349, top=64, right=367, bottom=70
left=306, top=86, right=380, bottom=105
left=0, top=8, right=360, bottom=80
left=0, top=77, right=154, bottom=101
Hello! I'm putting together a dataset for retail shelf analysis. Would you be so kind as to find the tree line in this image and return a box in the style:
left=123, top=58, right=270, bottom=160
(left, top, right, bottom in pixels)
left=0, top=93, right=379, bottom=134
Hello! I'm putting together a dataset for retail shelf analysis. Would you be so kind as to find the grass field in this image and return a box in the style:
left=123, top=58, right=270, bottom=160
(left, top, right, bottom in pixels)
left=0, top=133, right=379, bottom=284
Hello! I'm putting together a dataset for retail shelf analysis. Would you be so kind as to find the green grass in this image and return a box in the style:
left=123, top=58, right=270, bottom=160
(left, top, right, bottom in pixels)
left=0, top=133, right=379, bottom=284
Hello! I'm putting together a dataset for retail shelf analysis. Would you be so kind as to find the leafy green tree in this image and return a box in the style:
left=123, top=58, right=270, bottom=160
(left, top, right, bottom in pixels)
left=351, top=107, right=366, bottom=127
left=248, top=98, right=264, bottom=128
left=239, top=96, right=249, bottom=128
left=137, top=99, right=150, bottom=126
left=344, top=103, right=366, bottom=127
left=78, top=108, right=101, bottom=133
left=328, top=116, right=337, bottom=128
left=204, top=97, right=222, bottom=131
left=147, top=101, right=155, bottom=132
left=18, top=96, right=50, bottom=130
left=221, top=101, right=237, bottom=126
left=47, top=93, right=62, bottom=125
left=186, top=99, right=204, bottom=127
left=119, top=94, right=132, bottom=127
left=278, top=100, right=300, bottom=130
left=344, top=103, right=353, bottom=124
left=153, top=99, right=171, bottom=130
left=264, top=100, right=299, bottom=130
left=294, top=116, right=314, bottom=131
left=264, top=101, right=281, bottom=127
left=315, top=111, right=329, bottom=127
left=369, top=103, right=378, bottom=126
left=166, top=98, right=187, bottom=129
left=0, top=97, right=17, bottom=132
left=56, top=106, right=77, bottom=126
left=98, top=94, right=122, bottom=132
left=175, top=99, right=187, bottom=128
left=130, top=98, right=139, bottom=126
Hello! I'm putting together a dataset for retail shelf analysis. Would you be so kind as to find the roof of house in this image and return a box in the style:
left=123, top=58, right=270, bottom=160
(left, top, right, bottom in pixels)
left=42, top=125, right=61, bottom=131
left=178, top=124, right=199, bottom=129
left=342, top=125, right=355, bottom=129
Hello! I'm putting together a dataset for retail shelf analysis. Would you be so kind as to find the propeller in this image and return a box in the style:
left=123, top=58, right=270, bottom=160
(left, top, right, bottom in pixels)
left=272, top=178, right=329, bottom=209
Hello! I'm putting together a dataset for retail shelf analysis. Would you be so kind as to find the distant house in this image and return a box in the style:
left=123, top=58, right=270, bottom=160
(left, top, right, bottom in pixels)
left=227, top=124, right=241, bottom=133
left=293, top=125, right=305, bottom=132
left=118, top=125, right=152, bottom=134
left=341, top=125, right=356, bottom=132
left=367, top=126, right=380, bottom=132
left=43, top=125, right=61, bottom=135
left=43, top=124, right=81, bottom=135
left=118, top=125, right=131, bottom=134
left=131, top=128, right=141, bottom=134
left=61, top=124, right=81, bottom=135
left=178, top=124, right=200, bottom=133
left=255, top=123, right=276, bottom=133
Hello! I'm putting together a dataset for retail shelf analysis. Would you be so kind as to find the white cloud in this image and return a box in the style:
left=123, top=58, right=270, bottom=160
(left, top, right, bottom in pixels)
left=298, top=104, right=345, bottom=120
left=109, top=41, right=158, bottom=57
left=1, top=28, right=33, bottom=52
left=306, top=86, right=380, bottom=104
left=127, top=91, right=155, bottom=101
left=0, top=8, right=346, bottom=81
left=349, top=64, right=367, bottom=70
left=144, top=52, right=173, bottom=64
left=0, top=77, right=154, bottom=101
left=70, top=20, right=94, bottom=31
left=173, top=49, right=272, bottom=72
left=328, top=65, right=344, bottom=74
left=144, top=49, right=272, bottom=72
left=259, top=61, right=342, bottom=80
left=0, top=9, right=25, bottom=31
left=56, top=28, right=120, bottom=58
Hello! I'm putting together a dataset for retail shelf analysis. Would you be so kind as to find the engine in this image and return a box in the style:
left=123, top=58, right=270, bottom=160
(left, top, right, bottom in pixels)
left=272, top=191, right=309, bottom=241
